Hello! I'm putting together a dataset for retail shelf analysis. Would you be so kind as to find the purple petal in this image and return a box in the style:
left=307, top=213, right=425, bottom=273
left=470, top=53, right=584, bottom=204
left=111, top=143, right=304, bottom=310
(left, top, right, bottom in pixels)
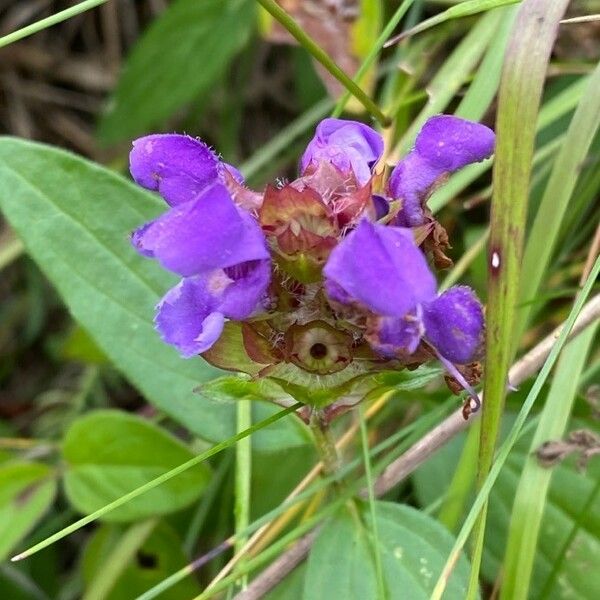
left=387, top=152, right=441, bottom=226
left=414, top=115, right=495, bottom=172
left=214, top=259, right=271, bottom=320
left=130, top=134, right=220, bottom=206
left=389, top=115, right=495, bottom=226
left=300, top=118, right=384, bottom=185
left=132, top=183, right=269, bottom=276
left=323, top=219, right=436, bottom=317
left=368, top=307, right=424, bottom=356
left=155, top=277, right=225, bottom=357
left=422, top=285, right=484, bottom=364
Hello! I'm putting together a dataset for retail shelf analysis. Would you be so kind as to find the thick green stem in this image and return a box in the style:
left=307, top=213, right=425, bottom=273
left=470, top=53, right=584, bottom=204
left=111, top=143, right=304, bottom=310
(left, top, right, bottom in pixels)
left=309, top=409, right=341, bottom=477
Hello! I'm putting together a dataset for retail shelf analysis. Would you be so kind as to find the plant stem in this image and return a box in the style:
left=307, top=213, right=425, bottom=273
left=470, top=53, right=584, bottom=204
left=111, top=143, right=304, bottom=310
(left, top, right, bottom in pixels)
left=256, top=0, right=390, bottom=127
left=308, top=409, right=341, bottom=478
left=0, top=0, right=109, bottom=49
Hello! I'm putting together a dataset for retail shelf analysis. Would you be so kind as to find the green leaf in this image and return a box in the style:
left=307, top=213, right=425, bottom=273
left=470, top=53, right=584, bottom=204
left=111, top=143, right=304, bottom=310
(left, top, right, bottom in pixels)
left=413, top=415, right=600, bottom=599
left=62, top=410, right=211, bottom=522
left=97, top=0, right=255, bottom=144
left=82, top=521, right=201, bottom=600
left=302, top=502, right=476, bottom=599
left=0, top=462, right=57, bottom=561
left=0, top=137, right=241, bottom=442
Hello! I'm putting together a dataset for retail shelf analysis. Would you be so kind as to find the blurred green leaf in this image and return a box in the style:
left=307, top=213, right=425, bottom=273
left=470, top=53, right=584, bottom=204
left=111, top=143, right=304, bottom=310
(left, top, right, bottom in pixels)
left=0, top=462, right=56, bottom=561
left=98, top=0, right=255, bottom=144
left=0, top=138, right=249, bottom=443
left=303, top=502, right=477, bottom=599
left=82, top=521, right=200, bottom=599
left=60, top=326, right=108, bottom=365
left=62, top=410, right=211, bottom=522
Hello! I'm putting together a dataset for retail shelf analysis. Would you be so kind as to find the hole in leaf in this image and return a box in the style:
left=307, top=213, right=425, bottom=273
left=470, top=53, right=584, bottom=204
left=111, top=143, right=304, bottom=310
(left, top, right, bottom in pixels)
left=136, top=550, right=158, bottom=570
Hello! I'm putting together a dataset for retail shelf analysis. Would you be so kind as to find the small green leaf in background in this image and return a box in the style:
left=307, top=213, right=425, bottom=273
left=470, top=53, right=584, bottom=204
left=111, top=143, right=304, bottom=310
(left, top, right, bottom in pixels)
left=82, top=521, right=200, bottom=600
left=97, top=0, right=255, bottom=145
left=0, top=462, right=57, bottom=561
left=302, top=502, right=476, bottom=599
left=62, top=410, right=211, bottom=522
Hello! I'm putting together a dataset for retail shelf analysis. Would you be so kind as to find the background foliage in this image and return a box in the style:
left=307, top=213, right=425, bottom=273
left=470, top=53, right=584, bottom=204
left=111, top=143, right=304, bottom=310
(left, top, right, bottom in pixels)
left=0, top=1, right=598, bottom=599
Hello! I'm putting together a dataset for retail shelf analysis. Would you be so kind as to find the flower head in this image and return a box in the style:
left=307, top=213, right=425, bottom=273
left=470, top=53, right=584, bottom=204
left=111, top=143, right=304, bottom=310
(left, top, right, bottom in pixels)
left=129, top=115, right=494, bottom=416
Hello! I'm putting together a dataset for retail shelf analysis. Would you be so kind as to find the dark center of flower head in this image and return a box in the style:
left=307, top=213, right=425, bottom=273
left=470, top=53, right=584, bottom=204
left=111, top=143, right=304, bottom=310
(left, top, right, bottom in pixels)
left=309, top=342, right=328, bottom=359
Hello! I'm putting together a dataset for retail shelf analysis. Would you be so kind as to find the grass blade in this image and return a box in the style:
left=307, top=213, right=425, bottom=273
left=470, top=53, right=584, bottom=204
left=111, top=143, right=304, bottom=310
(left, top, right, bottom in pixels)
left=0, top=0, right=108, bottom=48
left=515, top=59, right=600, bottom=340
left=385, top=0, right=520, bottom=45
left=256, top=0, right=389, bottom=126
left=471, top=2, right=570, bottom=595
left=500, top=322, right=599, bottom=600
left=234, top=401, right=253, bottom=590
left=11, top=404, right=301, bottom=562
left=430, top=255, right=600, bottom=600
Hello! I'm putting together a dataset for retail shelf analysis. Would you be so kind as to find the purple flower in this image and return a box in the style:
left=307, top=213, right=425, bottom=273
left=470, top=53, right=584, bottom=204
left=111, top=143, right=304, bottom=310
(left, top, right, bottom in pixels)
left=388, top=115, right=495, bottom=226
left=324, top=219, right=484, bottom=365
left=155, top=261, right=271, bottom=358
left=129, top=136, right=272, bottom=357
left=300, top=118, right=384, bottom=186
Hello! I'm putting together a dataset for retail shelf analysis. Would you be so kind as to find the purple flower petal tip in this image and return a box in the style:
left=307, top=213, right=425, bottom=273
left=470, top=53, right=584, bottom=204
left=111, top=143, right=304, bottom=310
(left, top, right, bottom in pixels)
left=130, top=134, right=220, bottom=206
left=155, top=277, right=225, bottom=357
left=415, top=115, right=495, bottom=171
left=300, top=118, right=384, bottom=185
left=388, top=115, right=495, bottom=226
left=423, top=285, right=484, bottom=364
left=323, top=219, right=436, bottom=317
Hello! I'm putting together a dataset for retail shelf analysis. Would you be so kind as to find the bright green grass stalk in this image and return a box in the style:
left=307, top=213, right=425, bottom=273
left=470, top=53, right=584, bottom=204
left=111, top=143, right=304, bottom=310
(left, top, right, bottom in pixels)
left=430, top=255, right=600, bottom=600
left=255, top=0, right=389, bottom=126
left=500, top=322, right=599, bottom=600
left=514, top=59, right=600, bottom=343
left=359, top=404, right=385, bottom=599
left=0, top=0, right=109, bottom=48
left=234, top=402, right=252, bottom=590
left=470, top=2, right=570, bottom=595
left=11, top=403, right=302, bottom=562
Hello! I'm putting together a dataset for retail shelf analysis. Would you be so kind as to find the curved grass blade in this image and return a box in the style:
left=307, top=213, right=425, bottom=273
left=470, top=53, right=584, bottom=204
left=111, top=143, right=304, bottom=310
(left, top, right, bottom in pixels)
left=515, top=59, right=600, bottom=340
left=11, top=404, right=301, bottom=562
left=500, top=323, right=599, bottom=600
left=0, top=0, right=108, bottom=48
left=430, top=255, right=600, bottom=600
left=385, top=0, right=520, bottom=46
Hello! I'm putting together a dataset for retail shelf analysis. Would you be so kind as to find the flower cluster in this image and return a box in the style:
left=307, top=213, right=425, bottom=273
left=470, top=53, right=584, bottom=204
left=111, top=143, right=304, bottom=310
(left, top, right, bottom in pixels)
left=130, top=115, right=494, bottom=414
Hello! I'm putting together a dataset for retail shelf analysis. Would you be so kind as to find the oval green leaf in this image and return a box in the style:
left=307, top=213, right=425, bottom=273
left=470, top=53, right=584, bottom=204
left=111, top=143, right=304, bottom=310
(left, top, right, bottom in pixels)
left=62, top=410, right=211, bottom=522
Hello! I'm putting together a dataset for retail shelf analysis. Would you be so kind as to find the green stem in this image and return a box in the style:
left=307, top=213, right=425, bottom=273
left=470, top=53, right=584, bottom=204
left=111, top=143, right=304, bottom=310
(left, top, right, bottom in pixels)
left=256, top=0, right=390, bottom=127
left=0, top=0, right=109, bottom=48
left=234, top=401, right=252, bottom=590
left=309, top=409, right=341, bottom=477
